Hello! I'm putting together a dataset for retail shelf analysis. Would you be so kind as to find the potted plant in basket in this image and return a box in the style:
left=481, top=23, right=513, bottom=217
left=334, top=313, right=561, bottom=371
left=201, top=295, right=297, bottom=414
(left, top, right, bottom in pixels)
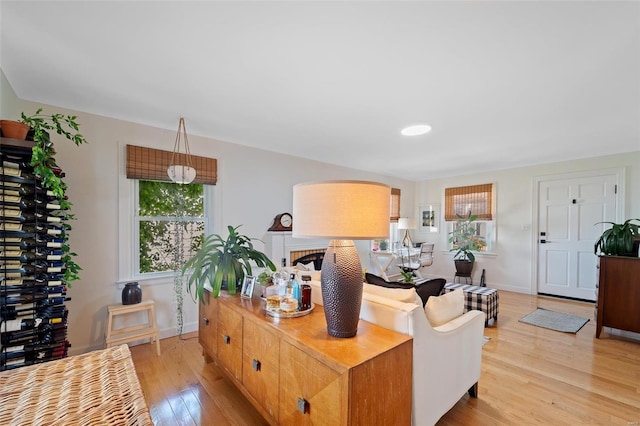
left=182, top=225, right=276, bottom=301
left=448, top=212, right=486, bottom=275
left=594, top=219, right=640, bottom=256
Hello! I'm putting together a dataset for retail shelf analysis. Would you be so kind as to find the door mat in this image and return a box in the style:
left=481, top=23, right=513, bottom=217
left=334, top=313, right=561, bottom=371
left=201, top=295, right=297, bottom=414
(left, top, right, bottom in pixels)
left=519, top=307, right=589, bottom=333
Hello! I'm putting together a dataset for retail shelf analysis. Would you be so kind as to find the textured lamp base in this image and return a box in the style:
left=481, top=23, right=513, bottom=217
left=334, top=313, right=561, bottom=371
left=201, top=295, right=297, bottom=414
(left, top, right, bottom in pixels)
left=320, top=240, right=363, bottom=338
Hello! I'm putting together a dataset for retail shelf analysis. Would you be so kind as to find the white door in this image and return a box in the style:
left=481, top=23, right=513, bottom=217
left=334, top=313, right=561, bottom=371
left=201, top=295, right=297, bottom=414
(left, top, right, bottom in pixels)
left=537, top=172, right=618, bottom=300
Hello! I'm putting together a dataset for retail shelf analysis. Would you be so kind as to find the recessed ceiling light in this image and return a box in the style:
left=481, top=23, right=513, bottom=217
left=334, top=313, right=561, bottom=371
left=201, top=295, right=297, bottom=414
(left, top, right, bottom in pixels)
left=401, top=124, right=432, bottom=136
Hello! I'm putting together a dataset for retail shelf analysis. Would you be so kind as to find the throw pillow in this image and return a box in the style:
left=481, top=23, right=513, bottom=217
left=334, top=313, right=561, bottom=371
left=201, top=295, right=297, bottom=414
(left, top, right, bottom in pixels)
left=363, top=283, right=418, bottom=303
left=365, top=273, right=414, bottom=289
left=295, top=261, right=316, bottom=272
left=415, top=278, right=446, bottom=307
left=424, top=289, right=464, bottom=327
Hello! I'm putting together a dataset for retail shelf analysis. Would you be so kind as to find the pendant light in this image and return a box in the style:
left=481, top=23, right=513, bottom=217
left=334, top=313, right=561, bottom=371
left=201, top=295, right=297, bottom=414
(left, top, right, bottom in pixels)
left=167, top=117, right=196, bottom=184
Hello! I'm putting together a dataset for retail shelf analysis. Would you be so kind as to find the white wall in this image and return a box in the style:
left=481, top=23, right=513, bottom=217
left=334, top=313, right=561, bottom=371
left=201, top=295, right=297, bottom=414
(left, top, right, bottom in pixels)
left=2, top=80, right=415, bottom=354
left=413, top=152, right=640, bottom=294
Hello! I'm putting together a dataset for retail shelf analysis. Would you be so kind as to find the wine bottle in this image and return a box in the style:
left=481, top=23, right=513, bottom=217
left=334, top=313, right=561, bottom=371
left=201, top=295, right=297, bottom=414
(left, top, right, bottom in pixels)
left=0, top=183, right=56, bottom=198
left=0, top=172, right=36, bottom=184
left=0, top=294, right=47, bottom=305
left=1, top=317, right=63, bottom=332
left=1, top=237, right=64, bottom=249
left=0, top=197, right=62, bottom=211
left=0, top=209, right=63, bottom=223
left=1, top=160, right=33, bottom=172
left=0, top=251, right=37, bottom=262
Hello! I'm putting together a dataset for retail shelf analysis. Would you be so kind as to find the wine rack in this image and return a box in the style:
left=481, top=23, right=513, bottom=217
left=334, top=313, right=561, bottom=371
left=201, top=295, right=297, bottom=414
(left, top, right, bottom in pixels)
left=1, top=136, right=70, bottom=370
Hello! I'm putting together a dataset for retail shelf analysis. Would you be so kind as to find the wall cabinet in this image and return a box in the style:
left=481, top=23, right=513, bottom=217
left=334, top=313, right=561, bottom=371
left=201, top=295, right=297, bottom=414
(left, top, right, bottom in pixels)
left=198, top=291, right=412, bottom=425
left=596, top=256, right=640, bottom=338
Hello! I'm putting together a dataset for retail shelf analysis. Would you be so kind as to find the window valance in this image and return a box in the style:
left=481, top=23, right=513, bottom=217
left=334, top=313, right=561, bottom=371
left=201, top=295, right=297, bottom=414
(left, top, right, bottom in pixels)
left=444, top=184, right=493, bottom=221
left=126, top=144, right=217, bottom=185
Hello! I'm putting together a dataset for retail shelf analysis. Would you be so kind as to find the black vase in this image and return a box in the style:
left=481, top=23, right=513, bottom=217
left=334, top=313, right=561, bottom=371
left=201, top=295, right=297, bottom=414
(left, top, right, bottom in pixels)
left=122, top=282, right=142, bottom=305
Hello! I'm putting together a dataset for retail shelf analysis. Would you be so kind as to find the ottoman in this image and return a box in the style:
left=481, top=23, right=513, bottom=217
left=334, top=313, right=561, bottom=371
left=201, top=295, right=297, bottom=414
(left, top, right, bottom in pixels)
left=442, top=282, right=499, bottom=327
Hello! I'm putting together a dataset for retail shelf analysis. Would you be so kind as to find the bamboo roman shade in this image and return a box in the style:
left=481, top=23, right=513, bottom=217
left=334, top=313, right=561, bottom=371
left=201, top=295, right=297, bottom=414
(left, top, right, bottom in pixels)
left=126, top=145, right=217, bottom=185
left=390, top=188, right=401, bottom=222
left=444, top=183, right=493, bottom=221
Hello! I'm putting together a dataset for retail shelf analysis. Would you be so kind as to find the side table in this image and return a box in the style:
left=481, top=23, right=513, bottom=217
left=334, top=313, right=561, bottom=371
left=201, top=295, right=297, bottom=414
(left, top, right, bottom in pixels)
left=105, top=300, right=161, bottom=355
left=442, top=283, right=499, bottom=327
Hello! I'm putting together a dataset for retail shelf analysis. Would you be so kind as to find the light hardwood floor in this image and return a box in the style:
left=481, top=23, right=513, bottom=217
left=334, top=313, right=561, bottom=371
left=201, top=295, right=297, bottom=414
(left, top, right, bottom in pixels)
left=129, top=291, right=640, bottom=425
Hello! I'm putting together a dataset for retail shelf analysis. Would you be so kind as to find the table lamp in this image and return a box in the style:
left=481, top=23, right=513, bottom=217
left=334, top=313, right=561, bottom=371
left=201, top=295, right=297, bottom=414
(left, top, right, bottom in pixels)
left=397, top=217, right=416, bottom=248
left=293, top=180, right=390, bottom=338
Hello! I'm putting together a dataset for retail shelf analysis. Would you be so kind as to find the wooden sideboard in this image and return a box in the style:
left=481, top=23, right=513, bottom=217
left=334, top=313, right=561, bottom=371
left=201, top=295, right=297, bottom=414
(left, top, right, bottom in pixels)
left=596, top=256, right=640, bottom=338
left=198, top=290, right=413, bottom=425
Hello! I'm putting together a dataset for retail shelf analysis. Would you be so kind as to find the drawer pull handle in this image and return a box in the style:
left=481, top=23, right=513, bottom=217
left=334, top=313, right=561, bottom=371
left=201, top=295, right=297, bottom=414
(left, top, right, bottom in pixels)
left=203, top=318, right=210, bottom=325
left=252, top=359, right=261, bottom=371
left=223, top=335, right=231, bottom=344
left=297, top=397, right=309, bottom=414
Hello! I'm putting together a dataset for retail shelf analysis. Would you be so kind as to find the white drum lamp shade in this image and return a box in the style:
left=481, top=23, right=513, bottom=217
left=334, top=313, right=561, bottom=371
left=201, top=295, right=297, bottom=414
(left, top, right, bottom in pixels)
left=397, top=217, right=416, bottom=248
left=293, top=180, right=390, bottom=338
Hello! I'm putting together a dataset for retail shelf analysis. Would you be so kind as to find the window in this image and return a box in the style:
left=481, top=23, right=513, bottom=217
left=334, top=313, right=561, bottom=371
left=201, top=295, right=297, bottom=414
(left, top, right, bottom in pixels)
left=445, top=183, right=495, bottom=253
left=120, top=144, right=217, bottom=281
left=136, top=180, right=206, bottom=275
left=390, top=188, right=401, bottom=222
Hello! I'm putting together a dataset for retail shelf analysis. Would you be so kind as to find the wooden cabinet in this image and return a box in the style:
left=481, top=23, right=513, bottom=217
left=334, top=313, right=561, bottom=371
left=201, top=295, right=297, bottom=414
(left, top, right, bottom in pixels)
left=198, top=291, right=413, bottom=425
left=596, top=256, right=640, bottom=338
left=198, top=291, right=217, bottom=362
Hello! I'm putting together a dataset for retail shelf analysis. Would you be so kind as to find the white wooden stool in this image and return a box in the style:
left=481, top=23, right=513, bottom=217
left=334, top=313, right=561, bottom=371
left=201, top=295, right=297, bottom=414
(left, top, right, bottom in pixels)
left=105, top=300, right=161, bottom=355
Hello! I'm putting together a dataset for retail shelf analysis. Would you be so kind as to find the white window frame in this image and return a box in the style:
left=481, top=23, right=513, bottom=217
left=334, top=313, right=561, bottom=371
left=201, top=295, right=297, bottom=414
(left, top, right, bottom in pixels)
left=118, top=163, right=215, bottom=285
left=133, top=180, right=210, bottom=279
left=446, top=219, right=495, bottom=255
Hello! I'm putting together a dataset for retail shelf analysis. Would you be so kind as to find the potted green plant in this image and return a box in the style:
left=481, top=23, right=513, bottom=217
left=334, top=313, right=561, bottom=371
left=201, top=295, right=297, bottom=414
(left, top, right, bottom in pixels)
left=182, top=225, right=276, bottom=301
left=594, top=219, right=640, bottom=256
left=448, top=212, right=486, bottom=274
left=20, top=109, right=88, bottom=197
left=8, top=109, right=88, bottom=285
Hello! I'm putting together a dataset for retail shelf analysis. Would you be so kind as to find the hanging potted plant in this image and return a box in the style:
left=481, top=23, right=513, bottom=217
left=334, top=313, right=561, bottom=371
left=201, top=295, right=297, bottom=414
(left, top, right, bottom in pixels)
left=594, top=219, right=640, bottom=257
left=448, top=212, right=486, bottom=275
left=182, top=225, right=276, bottom=300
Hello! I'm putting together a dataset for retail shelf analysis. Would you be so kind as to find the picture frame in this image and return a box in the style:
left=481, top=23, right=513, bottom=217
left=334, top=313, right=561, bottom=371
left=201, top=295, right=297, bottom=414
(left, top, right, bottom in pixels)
left=240, top=276, right=256, bottom=299
left=418, top=203, right=439, bottom=233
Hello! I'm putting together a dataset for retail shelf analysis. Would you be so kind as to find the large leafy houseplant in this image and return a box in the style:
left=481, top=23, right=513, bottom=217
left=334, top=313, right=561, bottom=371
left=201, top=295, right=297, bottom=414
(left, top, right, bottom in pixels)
left=594, top=219, right=640, bottom=256
left=448, top=212, right=486, bottom=262
left=182, top=225, right=276, bottom=301
left=20, top=108, right=88, bottom=284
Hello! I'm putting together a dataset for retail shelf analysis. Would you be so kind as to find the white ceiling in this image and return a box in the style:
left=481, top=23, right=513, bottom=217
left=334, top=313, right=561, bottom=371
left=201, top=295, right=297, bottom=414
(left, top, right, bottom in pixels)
left=1, top=1, right=639, bottom=181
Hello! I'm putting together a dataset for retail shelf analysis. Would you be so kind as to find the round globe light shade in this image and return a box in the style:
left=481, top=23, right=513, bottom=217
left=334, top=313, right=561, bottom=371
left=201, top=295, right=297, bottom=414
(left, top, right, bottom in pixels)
left=167, top=165, right=197, bottom=184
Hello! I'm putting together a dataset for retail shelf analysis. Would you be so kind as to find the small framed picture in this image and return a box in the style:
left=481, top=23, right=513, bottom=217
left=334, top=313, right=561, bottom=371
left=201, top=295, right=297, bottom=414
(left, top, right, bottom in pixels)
left=418, top=203, right=440, bottom=233
left=241, top=276, right=256, bottom=299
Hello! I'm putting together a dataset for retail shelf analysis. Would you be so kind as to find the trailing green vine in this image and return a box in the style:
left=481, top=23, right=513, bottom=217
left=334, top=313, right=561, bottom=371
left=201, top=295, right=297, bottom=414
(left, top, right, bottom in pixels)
left=20, top=108, right=88, bottom=285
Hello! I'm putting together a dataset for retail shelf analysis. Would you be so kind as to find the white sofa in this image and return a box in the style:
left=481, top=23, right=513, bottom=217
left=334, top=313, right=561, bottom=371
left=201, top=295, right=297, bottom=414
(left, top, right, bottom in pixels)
left=308, top=280, right=485, bottom=426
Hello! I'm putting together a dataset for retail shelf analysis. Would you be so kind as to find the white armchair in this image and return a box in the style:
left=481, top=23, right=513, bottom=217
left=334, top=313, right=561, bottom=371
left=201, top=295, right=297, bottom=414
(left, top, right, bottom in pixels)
left=310, top=281, right=485, bottom=426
